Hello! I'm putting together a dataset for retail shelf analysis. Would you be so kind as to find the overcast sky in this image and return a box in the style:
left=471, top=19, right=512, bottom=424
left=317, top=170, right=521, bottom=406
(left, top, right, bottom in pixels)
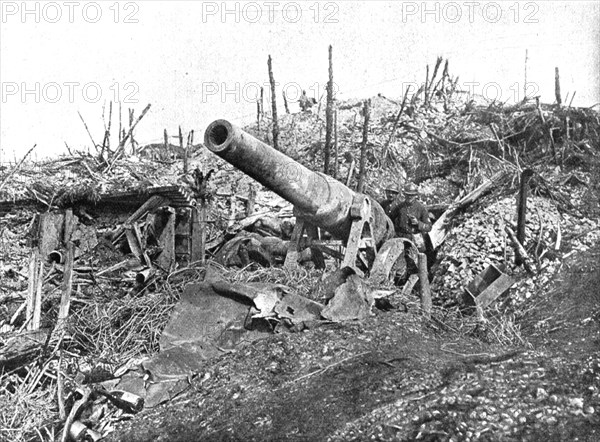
left=1, top=1, right=599, bottom=160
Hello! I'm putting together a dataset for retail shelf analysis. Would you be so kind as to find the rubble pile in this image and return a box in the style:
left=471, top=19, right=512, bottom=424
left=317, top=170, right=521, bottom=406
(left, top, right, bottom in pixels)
left=432, top=191, right=599, bottom=309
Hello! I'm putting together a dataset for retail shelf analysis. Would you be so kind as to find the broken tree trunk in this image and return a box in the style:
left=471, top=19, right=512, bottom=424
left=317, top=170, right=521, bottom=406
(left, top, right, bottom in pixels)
left=383, top=87, right=410, bottom=160
left=324, top=44, right=334, bottom=175
left=555, top=67, right=562, bottom=106
left=283, top=91, right=290, bottom=114
left=357, top=99, right=371, bottom=193
left=430, top=171, right=507, bottom=249
left=0, top=329, right=49, bottom=370
left=333, top=109, right=339, bottom=179
left=267, top=55, right=279, bottom=150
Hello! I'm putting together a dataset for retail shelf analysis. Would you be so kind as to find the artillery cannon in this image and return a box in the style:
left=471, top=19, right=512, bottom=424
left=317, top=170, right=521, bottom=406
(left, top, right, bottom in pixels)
left=204, top=119, right=398, bottom=274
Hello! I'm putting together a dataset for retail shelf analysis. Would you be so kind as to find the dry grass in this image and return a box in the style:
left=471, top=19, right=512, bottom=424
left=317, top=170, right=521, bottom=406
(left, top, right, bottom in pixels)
left=0, top=369, right=58, bottom=442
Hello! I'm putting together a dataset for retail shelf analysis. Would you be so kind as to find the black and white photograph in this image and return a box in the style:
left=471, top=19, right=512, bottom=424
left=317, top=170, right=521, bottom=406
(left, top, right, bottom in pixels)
left=0, top=1, right=599, bottom=440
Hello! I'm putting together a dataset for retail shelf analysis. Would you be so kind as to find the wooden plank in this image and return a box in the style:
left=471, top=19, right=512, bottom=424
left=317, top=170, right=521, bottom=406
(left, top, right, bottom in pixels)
left=57, top=243, right=74, bottom=324
left=157, top=209, right=176, bottom=272
left=111, top=195, right=169, bottom=243
left=430, top=171, right=507, bottom=249
left=31, top=258, right=44, bottom=330
left=476, top=274, right=514, bottom=309
left=26, top=250, right=38, bottom=330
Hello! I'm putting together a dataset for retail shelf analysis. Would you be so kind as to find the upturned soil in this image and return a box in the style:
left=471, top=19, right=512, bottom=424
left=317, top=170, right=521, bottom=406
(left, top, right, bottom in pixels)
left=109, top=237, right=599, bottom=441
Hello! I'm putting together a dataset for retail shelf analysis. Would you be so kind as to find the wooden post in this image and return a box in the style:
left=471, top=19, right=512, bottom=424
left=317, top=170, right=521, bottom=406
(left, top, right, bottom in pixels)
left=333, top=109, right=338, bottom=179
left=516, top=169, right=534, bottom=265
left=324, top=44, right=334, bottom=175
left=163, top=128, right=169, bottom=160
left=418, top=252, right=431, bottom=319
left=58, top=209, right=75, bottom=325
left=424, top=64, right=430, bottom=105
left=246, top=185, right=256, bottom=216
left=228, top=194, right=236, bottom=228
left=256, top=101, right=261, bottom=131
left=199, top=203, right=207, bottom=265
left=346, top=157, right=356, bottom=187
left=383, top=86, right=410, bottom=160
left=267, top=55, right=279, bottom=150
left=357, top=99, right=370, bottom=193
left=523, top=49, right=528, bottom=100
left=129, top=108, right=136, bottom=154
left=260, top=87, right=264, bottom=119
left=179, top=125, right=187, bottom=174
left=119, top=102, right=123, bottom=145
left=283, top=91, right=290, bottom=114
left=555, top=67, right=562, bottom=106
left=32, top=259, right=44, bottom=330
left=26, top=250, right=39, bottom=330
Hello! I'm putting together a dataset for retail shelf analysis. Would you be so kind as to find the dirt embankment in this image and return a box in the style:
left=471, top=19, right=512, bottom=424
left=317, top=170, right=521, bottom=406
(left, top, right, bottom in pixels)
left=109, top=237, right=599, bottom=441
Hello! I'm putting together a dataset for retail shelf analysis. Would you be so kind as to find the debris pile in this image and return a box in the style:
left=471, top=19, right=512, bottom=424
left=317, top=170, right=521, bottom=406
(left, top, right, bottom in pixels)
left=432, top=190, right=599, bottom=309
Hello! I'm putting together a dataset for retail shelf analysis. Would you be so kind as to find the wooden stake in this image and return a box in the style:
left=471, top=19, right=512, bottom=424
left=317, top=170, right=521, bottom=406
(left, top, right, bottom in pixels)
left=346, top=158, right=356, bottom=187
left=32, top=259, right=44, bottom=330
left=57, top=209, right=75, bottom=324
left=57, top=349, right=66, bottom=420
left=267, top=55, right=279, bottom=150
left=516, top=169, right=534, bottom=264
left=383, top=87, right=410, bottom=160
left=163, top=128, right=169, bottom=160
left=324, top=44, right=334, bottom=175
left=26, top=250, right=38, bottom=330
left=424, top=64, right=430, bottom=105
left=199, top=203, right=207, bottom=265
left=333, top=109, right=338, bottom=179
left=523, top=49, right=528, bottom=100
left=283, top=91, right=290, bottom=114
left=418, top=252, right=431, bottom=319
left=246, top=185, right=256, bottom=216
left=555, top=67, right=562, bottom=106
left=129, top=108, right=136, bottom=154
left=228, top=194, right=237, bottom=228
left=357, top=99, right=370, bottom=193
left=179, top=125, right=187, bottom=174
left=77, top=111, right=97, bottom=151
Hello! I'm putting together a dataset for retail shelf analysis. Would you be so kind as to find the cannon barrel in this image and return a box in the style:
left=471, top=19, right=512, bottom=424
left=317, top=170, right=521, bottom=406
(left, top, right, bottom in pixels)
left=204, top=119, right=393, bottom=245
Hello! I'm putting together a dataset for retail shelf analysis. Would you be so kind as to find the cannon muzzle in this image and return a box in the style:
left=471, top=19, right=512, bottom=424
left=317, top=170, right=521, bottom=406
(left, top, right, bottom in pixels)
left=204, top=119, right=393, bottom=246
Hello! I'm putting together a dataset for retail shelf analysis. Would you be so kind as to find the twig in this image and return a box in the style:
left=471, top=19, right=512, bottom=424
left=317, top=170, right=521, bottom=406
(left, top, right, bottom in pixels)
left=0, top=144, right=36, bottom=193
left=383, top=86, right=410, bottom=160
left=505, top=226, right=534, bottom=273
left=291, top=351, right=371, bottom=384
left=105, top=103, right=151, bottom=172
left=77, top=112, right=98, bottom=151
